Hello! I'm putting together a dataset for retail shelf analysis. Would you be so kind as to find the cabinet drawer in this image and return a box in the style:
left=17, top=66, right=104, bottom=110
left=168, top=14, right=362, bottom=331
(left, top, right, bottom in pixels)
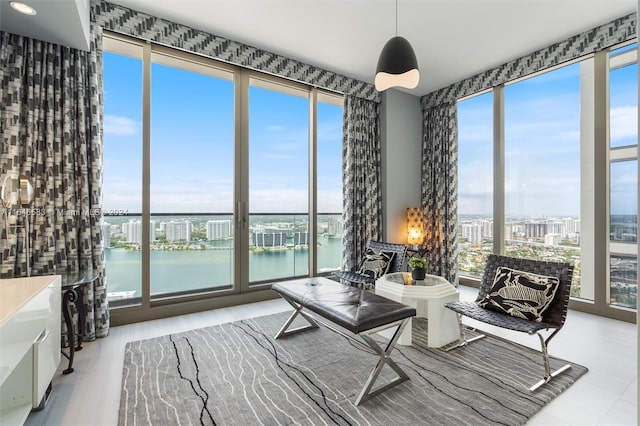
left=0, top=290, right=49, bottom=386
left=33, top=327, right=60, bottom=407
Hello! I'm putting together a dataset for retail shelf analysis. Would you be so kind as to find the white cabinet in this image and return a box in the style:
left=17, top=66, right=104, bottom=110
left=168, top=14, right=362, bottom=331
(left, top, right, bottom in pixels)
left=0, top=276, right=61, bottom=425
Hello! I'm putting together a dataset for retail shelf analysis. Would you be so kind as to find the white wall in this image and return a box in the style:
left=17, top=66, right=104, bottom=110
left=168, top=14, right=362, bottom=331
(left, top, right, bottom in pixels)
left=380, top=89, right=423, bottom=243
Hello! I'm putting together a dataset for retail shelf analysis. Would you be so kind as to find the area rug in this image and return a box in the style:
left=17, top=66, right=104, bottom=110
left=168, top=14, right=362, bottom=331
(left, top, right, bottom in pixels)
left=118, top=311, right=587, bottom=426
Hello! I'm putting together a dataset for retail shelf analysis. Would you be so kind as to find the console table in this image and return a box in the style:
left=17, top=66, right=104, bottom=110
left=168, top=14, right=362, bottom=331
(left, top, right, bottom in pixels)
left=375, top=272, right=460, bottom=348
left=0, top=275, right=61, bottom=425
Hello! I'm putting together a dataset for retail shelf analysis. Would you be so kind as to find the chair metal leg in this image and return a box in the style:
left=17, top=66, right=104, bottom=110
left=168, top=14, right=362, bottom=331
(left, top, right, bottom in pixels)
left=529, top=331, right=571, bottom=391
left=444, top=328, right=486, bottom=352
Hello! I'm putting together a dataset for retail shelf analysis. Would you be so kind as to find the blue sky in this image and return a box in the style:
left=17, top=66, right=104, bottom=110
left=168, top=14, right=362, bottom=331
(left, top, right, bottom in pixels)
left=104, top=48, right=637, bottom=218
left=459, top=53, right=638, bottom=218
left=103, top=52, right=343, bottom=214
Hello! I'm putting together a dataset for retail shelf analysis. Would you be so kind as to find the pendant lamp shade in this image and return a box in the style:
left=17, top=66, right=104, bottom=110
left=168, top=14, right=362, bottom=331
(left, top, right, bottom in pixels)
left=375, top=36, right=420, bottom=91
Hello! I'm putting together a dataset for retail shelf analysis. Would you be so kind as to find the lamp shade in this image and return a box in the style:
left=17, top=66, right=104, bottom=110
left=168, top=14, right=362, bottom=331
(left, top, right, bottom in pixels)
left=375, top=36, right=420, bottom=92
left=406, top=207, right=424, bottom=246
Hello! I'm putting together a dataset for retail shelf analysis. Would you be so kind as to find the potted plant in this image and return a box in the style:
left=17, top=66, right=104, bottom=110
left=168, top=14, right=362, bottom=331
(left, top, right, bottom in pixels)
left=408, top=257, right=427, bottom=281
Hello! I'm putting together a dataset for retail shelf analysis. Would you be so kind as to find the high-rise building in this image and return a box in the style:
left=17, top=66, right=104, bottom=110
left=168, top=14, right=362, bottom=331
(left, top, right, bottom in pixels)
left=480, top=220, right=493, bottom=239
left=265, top=226, right=293, bottom=237
left=525, top=223, right=547, bottom=238
left=102, top=221, right=112, bottom=248
left=562, top=217, right=580, bottom=234
left=125, top=219, right=156, bottom=243
left=505, top=224, right=514, bottom=240
left=544, top=233, right=561, bottom=246
left=547, top=221, right=566, bottom=238
left=294, top=232, right=308, bottom=245
left=165, top=220, right=192, bottom=242
left=511, top=224, right=525, bottom=236
left=328, top=216, right=343, bottom=237
left=252, top=232, right=286, bottom=247
left=462, top=223, right=483, bottom=244
left=206, top=220, right=232, bottom=240
left=126, top=220, right=141, bottom=243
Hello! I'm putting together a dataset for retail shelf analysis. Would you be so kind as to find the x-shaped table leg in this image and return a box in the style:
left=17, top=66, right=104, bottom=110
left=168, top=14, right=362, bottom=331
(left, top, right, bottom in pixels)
left=355, top=318, right=410, bottom=405
left=274, top=297, right=320, bottom=339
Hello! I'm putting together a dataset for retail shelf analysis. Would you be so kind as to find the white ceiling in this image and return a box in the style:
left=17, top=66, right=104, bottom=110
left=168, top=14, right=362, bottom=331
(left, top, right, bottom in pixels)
left=1, top=0, right=636, bottom=95
left=109, top=0, right=636, bottom=95
left=0, top=0, right=91, bottom=51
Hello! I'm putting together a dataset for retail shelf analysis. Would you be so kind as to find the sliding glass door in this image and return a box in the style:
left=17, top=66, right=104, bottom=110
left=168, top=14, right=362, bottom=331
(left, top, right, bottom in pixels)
left=149, top=52, right=235, bottom=297
left=248, top=79, right=309, bottom=284
left=102, top=34, right=343, bottom=318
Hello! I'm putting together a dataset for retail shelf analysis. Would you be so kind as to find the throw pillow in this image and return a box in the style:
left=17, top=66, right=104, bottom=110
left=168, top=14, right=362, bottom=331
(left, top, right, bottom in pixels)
left=358, top=248, right=395, bottom=280
left=477, top=266, right=560, bottom=322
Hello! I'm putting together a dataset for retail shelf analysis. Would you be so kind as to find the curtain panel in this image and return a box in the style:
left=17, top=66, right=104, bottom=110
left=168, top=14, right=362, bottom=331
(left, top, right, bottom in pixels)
left=341, top=95, right=382, bottom=271
left=421, top=102, right=458, bottom=286
left=0, top=27, right=109, bottom=341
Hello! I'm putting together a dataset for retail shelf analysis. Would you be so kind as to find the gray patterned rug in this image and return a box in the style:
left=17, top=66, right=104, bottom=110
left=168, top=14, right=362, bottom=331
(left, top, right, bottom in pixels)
left=118, top=311, right=587, bottom=426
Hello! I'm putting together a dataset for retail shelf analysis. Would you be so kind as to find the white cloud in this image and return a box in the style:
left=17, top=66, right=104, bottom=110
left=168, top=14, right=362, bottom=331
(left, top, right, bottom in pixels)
left=610, top=106, right=638, bottom=142
left=104, top=115, right=139, bottom=136
left=267, top=125, right=285, bottom=131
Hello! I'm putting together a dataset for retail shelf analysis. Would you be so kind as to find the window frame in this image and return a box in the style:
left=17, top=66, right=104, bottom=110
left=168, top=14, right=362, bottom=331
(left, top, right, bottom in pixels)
left=103, top=32, right=344, bottom=324
left=456, top=40, right=637, bottom=323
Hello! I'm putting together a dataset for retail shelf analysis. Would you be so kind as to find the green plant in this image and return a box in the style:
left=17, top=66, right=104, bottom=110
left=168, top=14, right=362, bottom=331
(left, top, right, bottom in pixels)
left=408, top=257, right=427, bottom=270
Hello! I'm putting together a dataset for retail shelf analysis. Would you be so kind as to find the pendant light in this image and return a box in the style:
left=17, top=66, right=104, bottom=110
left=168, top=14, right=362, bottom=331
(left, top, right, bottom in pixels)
left=374, top=0, right=419, bottom=92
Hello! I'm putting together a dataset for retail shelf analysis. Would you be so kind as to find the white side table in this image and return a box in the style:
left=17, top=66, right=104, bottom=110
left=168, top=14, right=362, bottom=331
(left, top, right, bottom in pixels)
left=375, top=272, right=460, bottom=348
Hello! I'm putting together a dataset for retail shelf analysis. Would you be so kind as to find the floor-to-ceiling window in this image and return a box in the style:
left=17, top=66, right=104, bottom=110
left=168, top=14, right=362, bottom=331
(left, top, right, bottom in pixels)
left=248, top=79, right=310, bottom=283
left=504, top=64, right=582, bottom=295
left=316, top=96, right=344, bottom=273
left=102, top=41, right=143, bottom=306
left=457, top=92, right=493, bottom=279
left=608, top=43, right=638, bottom=310
left=103, top=34, right=343, bottom=318
left=149, top=52, right=236, bottom=297
left=455, top=40, right=637, bottom=321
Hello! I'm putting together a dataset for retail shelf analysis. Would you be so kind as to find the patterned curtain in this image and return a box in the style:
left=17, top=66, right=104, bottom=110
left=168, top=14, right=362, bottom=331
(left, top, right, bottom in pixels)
left=421, top=102, right=458, bottom=286
left=0, top=27, right=109, bottom=341
left=341, top=95, right=382, bottom=271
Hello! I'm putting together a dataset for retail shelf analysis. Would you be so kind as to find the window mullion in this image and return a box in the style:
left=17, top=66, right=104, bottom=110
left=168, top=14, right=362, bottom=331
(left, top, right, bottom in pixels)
left=593, top=50, right=611, bottom=309
left=141, top=41, right=152, bottom=309
left=493, top=85, right=505, bottom=256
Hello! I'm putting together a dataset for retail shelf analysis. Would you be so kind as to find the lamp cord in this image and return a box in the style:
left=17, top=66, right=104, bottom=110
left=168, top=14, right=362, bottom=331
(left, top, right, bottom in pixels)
left=395, top=0, right=398, bottom=36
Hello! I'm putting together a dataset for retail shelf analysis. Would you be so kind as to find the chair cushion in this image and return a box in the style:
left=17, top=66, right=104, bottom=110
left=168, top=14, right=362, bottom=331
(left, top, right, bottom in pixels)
left=357, top=248, right=395, bottom=280
left=445, top=301, right=553, bottom=333
left=477, top=266, right=560, bottom=322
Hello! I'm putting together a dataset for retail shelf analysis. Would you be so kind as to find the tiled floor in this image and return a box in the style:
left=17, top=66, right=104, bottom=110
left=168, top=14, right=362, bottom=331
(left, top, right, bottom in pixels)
left=25, top=285, right=637, bottom=425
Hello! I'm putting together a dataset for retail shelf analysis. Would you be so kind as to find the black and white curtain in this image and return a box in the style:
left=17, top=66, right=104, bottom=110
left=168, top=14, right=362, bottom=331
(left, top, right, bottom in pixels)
left=341, top=95, right=382, bottom=271
left=421, top=102, right=458, bottom=286
left=0, top=27, right=109, bottom=341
